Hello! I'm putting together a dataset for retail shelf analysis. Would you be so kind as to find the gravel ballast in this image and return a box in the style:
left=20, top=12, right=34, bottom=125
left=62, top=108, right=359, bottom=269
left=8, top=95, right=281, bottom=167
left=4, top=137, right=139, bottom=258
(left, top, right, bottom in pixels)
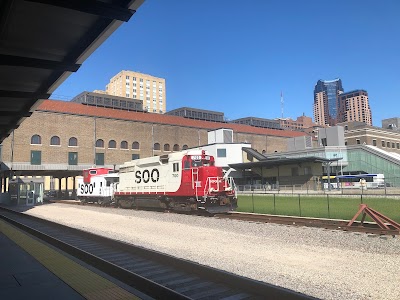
left=22, top=203, right=400, bottom=300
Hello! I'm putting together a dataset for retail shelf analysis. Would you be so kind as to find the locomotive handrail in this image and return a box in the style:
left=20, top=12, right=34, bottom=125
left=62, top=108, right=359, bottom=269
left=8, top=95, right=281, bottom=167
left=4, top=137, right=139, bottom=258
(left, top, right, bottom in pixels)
left=192, top=168, right=200, bottom=201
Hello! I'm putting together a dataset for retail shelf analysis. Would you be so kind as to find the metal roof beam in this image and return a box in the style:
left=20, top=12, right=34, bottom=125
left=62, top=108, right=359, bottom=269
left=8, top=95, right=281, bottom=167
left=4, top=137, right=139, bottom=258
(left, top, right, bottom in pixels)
left=0, top=0, right=15, bottom=39
left=24, top=0, right=134, bottom=22
left=0, top=54, right=81, bottom=72
left=0, top=90, right=50, bottom=99
left=0, top=111, right=32, bottom=117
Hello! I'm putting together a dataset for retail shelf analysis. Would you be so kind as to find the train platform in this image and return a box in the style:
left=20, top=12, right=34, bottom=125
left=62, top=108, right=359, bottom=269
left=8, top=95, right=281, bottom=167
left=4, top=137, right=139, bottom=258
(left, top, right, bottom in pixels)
left=0, top=217, right=148, bottom=300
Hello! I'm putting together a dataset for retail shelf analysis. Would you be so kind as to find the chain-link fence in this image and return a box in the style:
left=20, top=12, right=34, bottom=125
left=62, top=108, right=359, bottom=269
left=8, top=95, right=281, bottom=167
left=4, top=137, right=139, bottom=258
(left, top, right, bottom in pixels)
left=236, top=176, right=400, bottom=196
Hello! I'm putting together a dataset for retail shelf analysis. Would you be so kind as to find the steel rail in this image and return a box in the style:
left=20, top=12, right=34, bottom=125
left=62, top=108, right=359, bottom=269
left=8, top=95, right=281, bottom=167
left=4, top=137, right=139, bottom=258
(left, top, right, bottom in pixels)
left=0, top=206, right=316, bottom=300
left=217, top=212, right=399, bottom=236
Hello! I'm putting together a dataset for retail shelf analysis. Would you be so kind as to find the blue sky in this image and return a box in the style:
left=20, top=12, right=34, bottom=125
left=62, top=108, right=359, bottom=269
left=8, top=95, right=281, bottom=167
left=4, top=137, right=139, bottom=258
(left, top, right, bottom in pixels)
left=52, top=0, right=400, bottom=126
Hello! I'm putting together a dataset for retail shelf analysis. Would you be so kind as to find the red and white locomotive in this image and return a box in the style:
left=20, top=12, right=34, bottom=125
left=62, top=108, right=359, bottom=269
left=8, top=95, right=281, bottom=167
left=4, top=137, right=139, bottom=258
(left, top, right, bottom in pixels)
left=78, top=149, right=237, bottom=213
left=115, top=149, right=237, bottom=213
left=77, top=167, right=119, bottom=205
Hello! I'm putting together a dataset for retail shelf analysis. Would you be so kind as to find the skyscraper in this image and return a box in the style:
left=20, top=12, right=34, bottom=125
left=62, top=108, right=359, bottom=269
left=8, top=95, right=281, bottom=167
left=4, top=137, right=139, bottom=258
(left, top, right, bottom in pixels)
left=313, top=79, right=343, bottom=126
left=337, top=90, right=372, bottom=125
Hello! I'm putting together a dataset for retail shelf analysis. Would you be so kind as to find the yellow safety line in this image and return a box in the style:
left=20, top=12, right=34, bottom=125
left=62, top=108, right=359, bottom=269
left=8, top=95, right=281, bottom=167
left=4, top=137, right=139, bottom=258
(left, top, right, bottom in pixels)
left=0, top=219, right=140, bottom=300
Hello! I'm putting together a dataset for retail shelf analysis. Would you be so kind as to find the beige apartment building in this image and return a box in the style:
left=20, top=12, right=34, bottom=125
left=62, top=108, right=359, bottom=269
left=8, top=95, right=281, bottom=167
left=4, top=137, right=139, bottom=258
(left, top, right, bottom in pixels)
left=105, top=70, right=166, bottom=114
left=339, top=121, right=400, bottom=153
left=337, top=90, right=372, bottom=125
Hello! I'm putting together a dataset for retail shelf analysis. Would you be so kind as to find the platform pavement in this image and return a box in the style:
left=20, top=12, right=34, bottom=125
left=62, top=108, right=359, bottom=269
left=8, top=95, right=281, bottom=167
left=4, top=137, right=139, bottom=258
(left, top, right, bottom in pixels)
left=0, top=218, right=150, bottom=300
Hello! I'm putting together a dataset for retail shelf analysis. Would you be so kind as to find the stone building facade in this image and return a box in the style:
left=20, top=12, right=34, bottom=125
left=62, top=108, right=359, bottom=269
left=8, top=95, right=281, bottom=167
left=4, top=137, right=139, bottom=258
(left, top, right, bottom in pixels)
left=340, top=121, right=400, bottom=153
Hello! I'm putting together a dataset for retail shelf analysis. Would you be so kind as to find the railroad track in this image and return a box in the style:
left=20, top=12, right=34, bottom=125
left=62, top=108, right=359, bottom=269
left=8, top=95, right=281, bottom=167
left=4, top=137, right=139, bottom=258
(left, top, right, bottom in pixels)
left=52, top=200, right=399, bottom=236
left=0, top=206, right=315, bottom=300
left=217, top=212, right=400, bottom=236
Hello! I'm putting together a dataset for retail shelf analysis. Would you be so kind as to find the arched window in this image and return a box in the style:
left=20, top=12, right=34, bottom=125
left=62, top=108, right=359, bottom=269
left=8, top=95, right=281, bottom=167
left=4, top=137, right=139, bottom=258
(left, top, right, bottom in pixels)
left=164, top=143, right=170, bottom=151
left=108, top=140, right=117, bottom=149
left=120, top=141, right=128, bottom=149
left=132, top=141, right=140, bottom=150
left=173, top=144, right=180, bottom=151
left=31, top=134, right=41, bottom=145
left=96, top=139, right=104, bottom=148
left=69, top=137, right=78, bottom=147
left=50, top=136, right=60, bottom=145
left=182, top=144, right=188, bottom=150
left=262, top=150, right=266, bottom=154
left=154, top=143, right=160, bottom=151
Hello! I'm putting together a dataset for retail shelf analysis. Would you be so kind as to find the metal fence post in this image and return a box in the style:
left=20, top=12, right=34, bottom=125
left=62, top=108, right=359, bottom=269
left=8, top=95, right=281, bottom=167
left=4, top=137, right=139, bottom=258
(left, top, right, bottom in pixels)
left=384, top=178, right=387, bottom=196
left=273, top=193, right=276, bottom=215
left=252, top=192, right=254, bottom=213
left=298, top=194, right=301, bottom=217
left=360, top=193, right=363, bottom=204
left=327, top=194, right=330, bottom=219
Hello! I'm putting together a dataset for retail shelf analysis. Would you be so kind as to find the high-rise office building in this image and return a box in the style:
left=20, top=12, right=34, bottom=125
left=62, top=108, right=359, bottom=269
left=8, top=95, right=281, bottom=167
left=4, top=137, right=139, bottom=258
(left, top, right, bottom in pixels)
left=105, top=70, right=166, bottom=114
left=337, top=90, right=372, bottom=125
left=313, top=79, right=343, bottom=126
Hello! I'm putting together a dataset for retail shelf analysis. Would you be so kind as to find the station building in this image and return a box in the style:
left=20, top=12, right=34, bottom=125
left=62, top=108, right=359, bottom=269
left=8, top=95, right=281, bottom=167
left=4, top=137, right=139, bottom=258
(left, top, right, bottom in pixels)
left=0, top=99, right=306, bottom=198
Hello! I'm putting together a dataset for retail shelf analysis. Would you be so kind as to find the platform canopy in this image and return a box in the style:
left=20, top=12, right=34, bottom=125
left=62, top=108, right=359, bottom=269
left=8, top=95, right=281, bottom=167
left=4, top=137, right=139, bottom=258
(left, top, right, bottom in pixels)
left=0, top=0, right=144, bottom=143
left=229, top=156, right=342, bottom=170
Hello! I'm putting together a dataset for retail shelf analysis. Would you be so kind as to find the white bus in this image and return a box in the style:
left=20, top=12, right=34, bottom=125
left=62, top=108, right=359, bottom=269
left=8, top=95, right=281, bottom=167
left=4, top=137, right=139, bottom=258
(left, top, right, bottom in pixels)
left=322, top=174, right=385, bottom=189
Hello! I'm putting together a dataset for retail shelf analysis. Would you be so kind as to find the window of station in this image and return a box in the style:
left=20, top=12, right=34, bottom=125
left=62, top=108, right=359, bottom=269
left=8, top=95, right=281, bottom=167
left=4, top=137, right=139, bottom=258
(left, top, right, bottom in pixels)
left=182, top=145, right=188, bottom=150
left=173, top=144, right=180, bottom=151
left=31, top=134, right=41, bottom=145
left=381, top=141, right=385, bottom=147
left=164, top=144, right=170, bottom=151
left=50, top=136, right=60, bottom=146
left=95, top=153, right=104, bottom=165
left=356, top=139, right=360, bottom=145
left=372, top=139, right=377, bottom=146
left=387, top=142, right=391, bottom=148
left=132, top=154, right=140, bottom=160
left=153, top=143, right=160, bottom=151
left=31, top=150, right=41, bottom=165
left=96, top=139, right=104, bottom=148
left=120, top=141, right=128, bottom=149
left=68, top=152, right=78, bottom=165
left=108, top=140, right=117, bottom=149
left=132, top=141, right=140, bottom=150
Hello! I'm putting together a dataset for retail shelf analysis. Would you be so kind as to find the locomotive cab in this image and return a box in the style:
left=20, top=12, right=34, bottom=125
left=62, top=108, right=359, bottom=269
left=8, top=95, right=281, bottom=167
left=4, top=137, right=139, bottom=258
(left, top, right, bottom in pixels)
left=181, top=150, right=237, bottom=212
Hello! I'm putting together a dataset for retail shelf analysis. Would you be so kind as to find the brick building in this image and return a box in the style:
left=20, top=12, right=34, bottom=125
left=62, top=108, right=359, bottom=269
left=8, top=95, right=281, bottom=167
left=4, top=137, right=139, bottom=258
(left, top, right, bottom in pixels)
left=0, top=100, right=306, bottom=192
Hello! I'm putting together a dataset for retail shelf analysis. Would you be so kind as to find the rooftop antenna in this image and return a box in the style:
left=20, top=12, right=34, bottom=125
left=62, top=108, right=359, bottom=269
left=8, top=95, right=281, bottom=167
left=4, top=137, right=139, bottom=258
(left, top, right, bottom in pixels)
left=280, top=91, right=284, bottom=118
